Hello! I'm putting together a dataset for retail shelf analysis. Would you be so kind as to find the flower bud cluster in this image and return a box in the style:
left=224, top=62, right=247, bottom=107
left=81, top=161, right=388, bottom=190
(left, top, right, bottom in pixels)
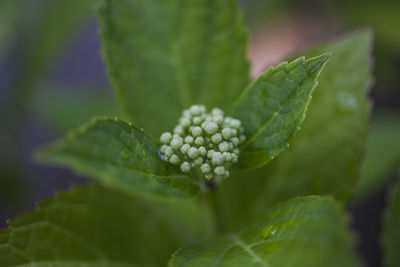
left=159, top=105, right=245, bottom=180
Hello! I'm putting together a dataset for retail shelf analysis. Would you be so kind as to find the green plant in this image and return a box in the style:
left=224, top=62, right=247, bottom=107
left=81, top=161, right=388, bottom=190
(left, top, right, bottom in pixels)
left=1, top=1, right=399, bottom=266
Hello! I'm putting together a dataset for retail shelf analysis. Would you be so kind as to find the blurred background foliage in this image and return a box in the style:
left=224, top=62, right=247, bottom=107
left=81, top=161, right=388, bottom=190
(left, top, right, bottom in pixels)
left=0, top=0, right=399, bottom=266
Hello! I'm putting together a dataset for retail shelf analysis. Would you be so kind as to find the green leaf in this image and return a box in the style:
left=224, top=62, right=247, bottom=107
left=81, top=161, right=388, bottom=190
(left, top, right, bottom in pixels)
left=169, top=196, right=360, bottom=267
left=383, top=180, right=400, bottom=267
left=0, top=183, right=214, bottom=266
left=98, top=0, right=250, bottom=137
left=217, top=31, right=373, bottom=229
left=353, top=112, right=400, bottom=202
left=37, top=118, right=200, bottom=199
left=235, top=54, right=330, bottom=169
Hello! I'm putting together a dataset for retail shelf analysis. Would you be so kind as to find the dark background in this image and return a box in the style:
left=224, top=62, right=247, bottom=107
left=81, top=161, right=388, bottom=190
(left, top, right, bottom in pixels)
left=0, top=1, right=399, bottom=266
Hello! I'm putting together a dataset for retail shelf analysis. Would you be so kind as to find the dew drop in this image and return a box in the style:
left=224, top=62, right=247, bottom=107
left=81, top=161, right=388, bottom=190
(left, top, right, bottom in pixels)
left=335, top=92, right=358, bottom=113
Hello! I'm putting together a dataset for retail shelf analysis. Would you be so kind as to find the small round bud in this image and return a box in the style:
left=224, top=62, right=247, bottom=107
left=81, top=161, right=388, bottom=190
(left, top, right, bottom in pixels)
left=218, top=141, right=230, bottom=152
left=214, top=166, right=225, bottom=176
left=192, top=116, right=202, bottom=125
left=230, top=119, right=241, bottom=129
left=205, top=173, right=214, bottom=180
left=223, top=170, right=230, bottom=178
left=224, top=117, right=233, bottom=126
left=174, top=125, right=184, bottom=136
left=188, top=147, right=199, bottom=159
left=221, top=128, right=232, bottom=139
left=182, top=110, right=191, bottom=118
left=230, top=137, right=239, bottom=146
left=191, top=126, right=202, bottom=137
left=200, top=163, right=211, bottom=174
left=180, top=144, right=190, bottom=154
left=233, top=148, right=239, bottom=155
left=207, top=149, right=215, bottom=158
left=160, top=145, right=168, bottom=154
left=190, top=105, right=202, bottom=115
left=223, top=152, right=232, bottom=161
left=199, top=146, right=207, bottom=156
left=180, top=117, right=191, bottom=128
left=169, top=154, right=180, bottom=165
left=212, top=152, right=224, bottom=165
left=212, top=108, right=224, bottom=116
left=184, top=135, right=194, bottom=144
left=193, top=157, right=203, bottom=167
left=180, top=162, right=191, bottom=173
left=163, top=156, right=169, bottom=162
left=160, top=132, right=172, bottom=144
left=164, top=146, right=173, bottom=157
left=204, top=122, right=218, bottom=135
left=212, top=114, right=224, bottom=125
left=232, top=154, right=238, bottom=163
left=208, top=143, right=215, bottom=148
left=170, top=137, right=183, bottom=150
left=211, top=133, right=222, bottom=144
left=239, top=134, right=246, bottom=144
left=195, top=136, right=205, bottom=146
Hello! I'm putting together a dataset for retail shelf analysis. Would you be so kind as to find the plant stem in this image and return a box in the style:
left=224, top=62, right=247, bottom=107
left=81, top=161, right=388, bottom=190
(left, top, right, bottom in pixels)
left=203, top=180, right=223, bottom=234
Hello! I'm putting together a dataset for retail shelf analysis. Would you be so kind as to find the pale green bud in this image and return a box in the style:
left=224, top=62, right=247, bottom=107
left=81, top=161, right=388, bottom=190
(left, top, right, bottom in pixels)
left=180, top=117, right=191, bottom=128
left=182, top=110, right=191, bottom=118
left=239, top=134, right=246, bottom=144
left=180, top=161, right=191, bottom=173
left=233, top=148, right=239, bottom=155
left=163, top=156, right=169, bottom=162
left=199, top=146, right=207, bottom=156
left=188, top=147, right=199, bottom=159
left=195, top=136, right=205, bottom=146
left=230, top=137, right=239, bottom=146
left=190, top=105, right=202, bottom=116
left=205, top=173, right=214, bottom=180
left=180, top=144, right=190, bottom=154
left=184, top=135, right=194, bottom=144
left=211, top=133, right=222, bottom=144
left=232, top=154, right=238, bottom=163
left=214, top=166, right=225, bottom=176
left=207, top=149, right=215, bottom=158
left=221, top=128, right=232, bottom=139
left=212, top=108, right=224, bottom=116
left=212, top=152, right=224, bottom=165
left=191, top=126, right=202, bottom=137
left=204, top=122, right=218, bottom=135
left=200, top=163, right=211, bottom=174
left=223, top=170, right=230, bottom=178
left=170, top=137, right=183, bottom=150
left=192, top=116, right=202, bottom=125
left=160, top=132, right=172, bottom=144
left=218, top=141, right=230, bottom=152
left=164, top=146, right=173, bottom=157
left=160, top=145, right=168, bottom=154
left=174, top=125, right=184, bottom=136
left=212, top=114, right=224, bottom=125
left=193, top=157, right=203, bottom=167
left=223, top=152, right=232, bottom=161
left=230, top=119, right=241, bottom=129
left=169, top=154, right=180, bottom=165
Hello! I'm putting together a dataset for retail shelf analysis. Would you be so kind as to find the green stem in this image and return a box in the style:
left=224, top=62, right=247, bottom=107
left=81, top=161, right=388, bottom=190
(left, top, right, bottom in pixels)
left=203, top=180, right=223, bottom=234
